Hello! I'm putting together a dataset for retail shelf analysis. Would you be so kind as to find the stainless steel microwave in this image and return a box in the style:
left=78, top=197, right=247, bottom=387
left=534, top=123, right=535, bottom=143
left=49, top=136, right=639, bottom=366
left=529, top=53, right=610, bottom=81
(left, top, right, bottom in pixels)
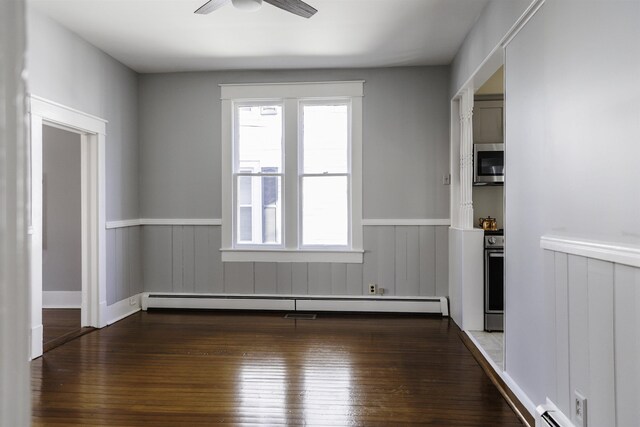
left=474, top=143, right=504, bottom=184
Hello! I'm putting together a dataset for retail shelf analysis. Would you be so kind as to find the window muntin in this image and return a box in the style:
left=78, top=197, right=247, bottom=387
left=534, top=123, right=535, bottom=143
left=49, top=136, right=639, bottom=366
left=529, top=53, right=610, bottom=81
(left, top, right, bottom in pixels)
left=233, top=103, right=283, bottom=247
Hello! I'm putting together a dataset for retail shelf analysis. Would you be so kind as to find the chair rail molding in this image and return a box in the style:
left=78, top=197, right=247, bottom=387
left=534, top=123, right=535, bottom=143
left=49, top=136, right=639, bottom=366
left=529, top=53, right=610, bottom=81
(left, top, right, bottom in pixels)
left=361, top=219, right=451, bottom=226
left=106, top=218, right=223, bottom=229
left=541, top=235, right=640, bottom=268
left=106, top=218, right=451, bottom=229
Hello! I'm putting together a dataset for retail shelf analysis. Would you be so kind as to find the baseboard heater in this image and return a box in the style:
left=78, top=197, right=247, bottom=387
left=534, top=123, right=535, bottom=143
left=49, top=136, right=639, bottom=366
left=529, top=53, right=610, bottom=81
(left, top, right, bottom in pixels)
left=536, top=400, right=573, bottom=427
left=142, top=293, right=449, bottom=316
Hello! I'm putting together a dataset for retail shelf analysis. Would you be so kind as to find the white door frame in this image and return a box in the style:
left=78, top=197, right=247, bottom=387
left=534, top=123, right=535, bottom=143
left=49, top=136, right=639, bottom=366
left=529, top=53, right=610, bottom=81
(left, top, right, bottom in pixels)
left=29, top=95, right=107, bottom=359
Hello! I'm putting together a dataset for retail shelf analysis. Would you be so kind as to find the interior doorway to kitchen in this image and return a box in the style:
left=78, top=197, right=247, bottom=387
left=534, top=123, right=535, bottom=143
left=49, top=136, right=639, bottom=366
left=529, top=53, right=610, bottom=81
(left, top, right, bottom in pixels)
left=449, top=49, right=505, bottom=373
left=469, top=64, right=505, bottom=370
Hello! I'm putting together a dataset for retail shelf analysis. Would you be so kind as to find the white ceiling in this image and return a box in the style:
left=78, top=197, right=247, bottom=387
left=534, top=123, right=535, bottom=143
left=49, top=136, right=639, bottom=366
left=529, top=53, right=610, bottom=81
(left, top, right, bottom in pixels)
left=29, top=0, right=488, bottom=73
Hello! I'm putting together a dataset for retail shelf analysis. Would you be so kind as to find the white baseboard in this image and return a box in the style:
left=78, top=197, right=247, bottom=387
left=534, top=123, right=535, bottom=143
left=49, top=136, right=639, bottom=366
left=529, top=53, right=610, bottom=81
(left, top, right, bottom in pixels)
left=503, top=371, right=537, bottom=419
left=296, top=298, right=442, bottom=313
left=42, top=291, right=81, bottom=308
left=142, top=293, right=449, bottom=315
left=106, top=294, right=142, bottom=325
left=31, top=324, right=43, bottom=359
left=144, top=295, right=295, bottom=311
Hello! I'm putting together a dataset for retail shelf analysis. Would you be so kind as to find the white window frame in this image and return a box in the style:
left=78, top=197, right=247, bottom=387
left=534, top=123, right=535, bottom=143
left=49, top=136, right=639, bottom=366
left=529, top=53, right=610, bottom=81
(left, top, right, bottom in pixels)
left=220, top=81, right=364, bottom=263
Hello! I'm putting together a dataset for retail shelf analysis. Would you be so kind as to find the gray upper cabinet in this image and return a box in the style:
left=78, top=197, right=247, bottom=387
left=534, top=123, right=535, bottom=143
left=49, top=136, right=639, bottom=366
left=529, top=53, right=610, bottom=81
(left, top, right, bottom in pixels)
left=473, top=99, right=504, bottom=143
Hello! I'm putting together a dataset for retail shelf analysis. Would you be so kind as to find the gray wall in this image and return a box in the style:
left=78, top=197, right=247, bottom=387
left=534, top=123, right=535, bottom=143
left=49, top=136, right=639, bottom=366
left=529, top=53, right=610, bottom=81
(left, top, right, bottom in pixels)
left=505, top=0, right=640, bottom=410
left=27, top=7, right=139, bottom=222
left=138, top=67, right=451, bottom=220
left=449, top=0, right=532, bottom=96
left=138, top=67, right=451, bottom=297
left=42, top=126, right=81, bottom=292
left=27, top=8, right=141, bottom=305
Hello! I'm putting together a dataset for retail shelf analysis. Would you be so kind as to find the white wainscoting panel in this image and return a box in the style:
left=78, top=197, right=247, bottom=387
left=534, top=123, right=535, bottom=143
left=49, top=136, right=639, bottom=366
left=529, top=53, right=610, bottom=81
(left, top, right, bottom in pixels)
left=143, top=225, right=449, bottom=298
left=543, top=234, right=640, bottom=427
left=553, top=252, right=570, bottom=413
left=106, top=226, right=143, bottom=306
left=277, top=263, right=293, bottom=294
left=613, top=264, right=640, bottom=427
left=586, top=259, right=615, bottom=427
left=567, top=254, right=589, bottom=423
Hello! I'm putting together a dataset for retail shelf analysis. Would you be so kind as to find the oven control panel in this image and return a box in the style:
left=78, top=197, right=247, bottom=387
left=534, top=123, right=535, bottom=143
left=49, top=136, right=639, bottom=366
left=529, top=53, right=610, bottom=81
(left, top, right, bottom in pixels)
left=484, top=235, right=504, bottom=249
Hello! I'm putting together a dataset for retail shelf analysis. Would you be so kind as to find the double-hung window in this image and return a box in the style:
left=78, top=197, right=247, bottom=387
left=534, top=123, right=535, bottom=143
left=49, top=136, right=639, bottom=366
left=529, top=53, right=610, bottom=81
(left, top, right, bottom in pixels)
left=221, top=81, right=364, bottom=263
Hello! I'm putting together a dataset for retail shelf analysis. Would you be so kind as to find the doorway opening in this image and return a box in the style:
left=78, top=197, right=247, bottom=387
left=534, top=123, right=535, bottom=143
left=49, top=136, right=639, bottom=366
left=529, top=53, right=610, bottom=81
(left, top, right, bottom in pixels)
left=30, top=96, right=107, bottom=358
left=41, top=125, right=91, bottom=351
left=449, top=51, right=505, bottom=372
left=469, top=65, right=505, bottom=369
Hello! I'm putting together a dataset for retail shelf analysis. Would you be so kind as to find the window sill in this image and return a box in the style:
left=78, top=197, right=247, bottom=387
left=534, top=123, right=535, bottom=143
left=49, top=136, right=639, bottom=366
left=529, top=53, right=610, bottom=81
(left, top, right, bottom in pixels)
left=220, top=249, right=364, bottom=264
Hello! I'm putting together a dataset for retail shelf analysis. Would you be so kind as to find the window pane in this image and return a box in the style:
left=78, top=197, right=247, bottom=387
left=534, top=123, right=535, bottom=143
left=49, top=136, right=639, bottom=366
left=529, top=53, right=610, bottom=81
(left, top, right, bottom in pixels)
left=237, top=105, right=282, bottom=172
left=239, top=207, right=252, bottom=242
left=236, top=175, right=282, bottom=245
left=302, top=176, right=348, bottom=246
left=239, top=176, right=252, bottom=205
left=263, top=207, right=277, bottom=244
left=302, top=104, right=348, bottom=174
left=261, top=169, right=279, bottom=244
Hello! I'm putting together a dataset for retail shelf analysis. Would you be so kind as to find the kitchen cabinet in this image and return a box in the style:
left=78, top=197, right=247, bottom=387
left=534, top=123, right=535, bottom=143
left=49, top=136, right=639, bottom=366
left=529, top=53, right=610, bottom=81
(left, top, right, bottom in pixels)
left=473, top=98, right=503, bottom=144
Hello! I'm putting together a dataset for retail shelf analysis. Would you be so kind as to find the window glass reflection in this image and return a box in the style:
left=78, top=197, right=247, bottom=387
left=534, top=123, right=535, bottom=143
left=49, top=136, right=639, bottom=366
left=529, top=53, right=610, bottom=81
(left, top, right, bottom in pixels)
left=302, top=352, right=353, bottom=425
left=238, top=358, right=287, bottom=424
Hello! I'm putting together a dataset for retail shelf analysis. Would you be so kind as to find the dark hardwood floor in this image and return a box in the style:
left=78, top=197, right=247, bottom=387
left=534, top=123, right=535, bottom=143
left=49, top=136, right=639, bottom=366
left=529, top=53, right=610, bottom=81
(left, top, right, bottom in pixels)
left=32, top=311, right=524, bottom=426
left=42, top=308, right=95, bottom=353
left=42, top=308, right=80, bottom=343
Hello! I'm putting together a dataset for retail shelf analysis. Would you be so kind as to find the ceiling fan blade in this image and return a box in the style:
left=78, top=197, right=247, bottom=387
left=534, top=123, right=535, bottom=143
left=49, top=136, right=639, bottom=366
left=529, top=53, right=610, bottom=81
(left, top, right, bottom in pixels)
left=264, top=0, right=317, bottom=18
left=194, top=0, right=231, bottom=14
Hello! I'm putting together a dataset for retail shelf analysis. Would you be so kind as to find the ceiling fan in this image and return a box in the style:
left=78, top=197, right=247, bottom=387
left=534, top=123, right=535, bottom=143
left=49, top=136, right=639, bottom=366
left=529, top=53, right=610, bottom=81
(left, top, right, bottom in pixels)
left=195, top=0, right=317, bottom=18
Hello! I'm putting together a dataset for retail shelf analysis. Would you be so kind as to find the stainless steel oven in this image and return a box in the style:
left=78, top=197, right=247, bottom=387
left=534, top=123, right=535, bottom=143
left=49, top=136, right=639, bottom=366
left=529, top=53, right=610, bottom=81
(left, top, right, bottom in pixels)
left=474, top=143, right=504, bottom=185
left=484, top=234, right=504, bottom=332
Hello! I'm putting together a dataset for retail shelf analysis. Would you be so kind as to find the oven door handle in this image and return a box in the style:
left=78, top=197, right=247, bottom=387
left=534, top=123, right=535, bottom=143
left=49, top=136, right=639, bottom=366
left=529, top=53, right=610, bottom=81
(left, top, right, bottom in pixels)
left=485, top=249, right=504, bottom=257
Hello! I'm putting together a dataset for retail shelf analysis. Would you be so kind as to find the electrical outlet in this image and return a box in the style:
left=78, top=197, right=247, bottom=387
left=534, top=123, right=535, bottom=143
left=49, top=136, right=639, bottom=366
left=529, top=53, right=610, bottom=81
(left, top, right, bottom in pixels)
left=574, top=390, right=587, bottom=427
left=129, top=296, right=137, bottom=306
left=368, top=283, right=377, bottom=295
left=442, top=174, right=451, bottom=185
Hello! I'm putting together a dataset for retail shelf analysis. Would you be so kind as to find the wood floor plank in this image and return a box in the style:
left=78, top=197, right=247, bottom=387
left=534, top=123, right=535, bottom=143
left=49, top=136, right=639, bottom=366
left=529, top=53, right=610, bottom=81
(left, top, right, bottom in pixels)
left=42, top=308, right=81, bottom=344
left=32, top=311, right=524, bottom=426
